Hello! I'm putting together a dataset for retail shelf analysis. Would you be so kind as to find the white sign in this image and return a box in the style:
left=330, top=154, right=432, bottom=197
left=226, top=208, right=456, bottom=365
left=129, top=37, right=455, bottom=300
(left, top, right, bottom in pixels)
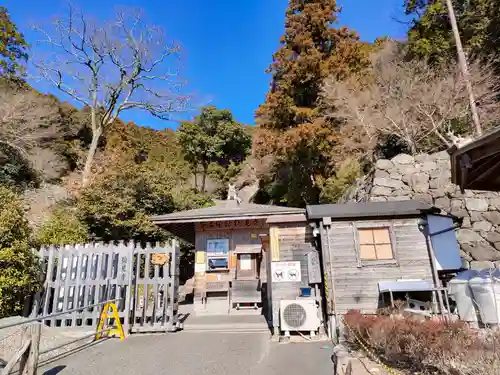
left=240, top=254, right=252, bottom=270
left=195, top=263, right=206, bottom=273
left=271, top=261, right=301, bottom=283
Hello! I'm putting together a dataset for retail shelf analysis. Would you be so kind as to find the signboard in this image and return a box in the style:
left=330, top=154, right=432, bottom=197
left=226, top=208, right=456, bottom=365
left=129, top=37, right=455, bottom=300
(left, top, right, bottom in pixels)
left=206, top=239, right=229, bottom=254
left=240, top=254, right=252, bottom=270
left=307, top=251, right=322, bottom=284
left=270, top=227, right=280, bottom=261
left=195, top=251, right=205, bottom=264
left=151, top=253, right=169, bottom=266
left=198, top=219, right=265, bottom=231
left=271, top=261, right=301, bottom=283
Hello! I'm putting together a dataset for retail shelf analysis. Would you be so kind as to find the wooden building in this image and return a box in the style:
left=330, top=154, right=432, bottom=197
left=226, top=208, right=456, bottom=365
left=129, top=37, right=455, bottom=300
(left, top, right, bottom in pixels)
left=153, top=195, right=462, bottom=340
left=151, top=195, right=320, bottom=335
left=448, top=127, right=500, bottom=192
left=306, top=200, right=462, bottom=340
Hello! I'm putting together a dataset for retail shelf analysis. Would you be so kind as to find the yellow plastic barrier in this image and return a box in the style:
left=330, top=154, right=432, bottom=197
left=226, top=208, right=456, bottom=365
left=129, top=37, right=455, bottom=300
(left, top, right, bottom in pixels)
left=95, top=302, right=125, bottom=341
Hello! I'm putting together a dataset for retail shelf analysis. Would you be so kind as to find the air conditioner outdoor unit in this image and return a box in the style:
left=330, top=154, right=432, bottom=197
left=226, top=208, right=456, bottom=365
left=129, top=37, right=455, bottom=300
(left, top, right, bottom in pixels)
left=280, top=299, right=321, bottom=333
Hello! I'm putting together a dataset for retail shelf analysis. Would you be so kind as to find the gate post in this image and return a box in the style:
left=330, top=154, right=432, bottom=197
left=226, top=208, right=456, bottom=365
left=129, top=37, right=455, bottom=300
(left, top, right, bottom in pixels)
left=124, top=242, right=135, bottom=336
left=166, top=239, right=179, bottom=332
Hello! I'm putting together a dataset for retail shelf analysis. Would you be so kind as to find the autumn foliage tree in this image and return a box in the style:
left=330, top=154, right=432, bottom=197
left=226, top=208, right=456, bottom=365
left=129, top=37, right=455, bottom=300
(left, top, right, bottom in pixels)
left=254, top=0, right=369, bottom=206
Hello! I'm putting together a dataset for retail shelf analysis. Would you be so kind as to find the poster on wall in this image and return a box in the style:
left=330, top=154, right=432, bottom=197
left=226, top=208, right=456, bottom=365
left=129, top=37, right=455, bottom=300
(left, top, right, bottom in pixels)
left=240, top=254, right=252, bottom=270
left=206, top=238, right=229, bottom=254
left=271, top=261, right=301, bottom=283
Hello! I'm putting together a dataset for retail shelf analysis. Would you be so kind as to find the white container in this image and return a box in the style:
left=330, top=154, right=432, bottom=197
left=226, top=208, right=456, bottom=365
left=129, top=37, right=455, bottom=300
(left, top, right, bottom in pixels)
left=448, top=270, right=479, bottom=323
left=468, top=269, right=500, bottom=325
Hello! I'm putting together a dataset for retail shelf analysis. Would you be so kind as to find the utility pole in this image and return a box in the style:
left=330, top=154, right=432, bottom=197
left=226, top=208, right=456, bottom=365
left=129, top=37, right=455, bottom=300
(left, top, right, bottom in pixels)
left=445, top=0, right=482, bottom=136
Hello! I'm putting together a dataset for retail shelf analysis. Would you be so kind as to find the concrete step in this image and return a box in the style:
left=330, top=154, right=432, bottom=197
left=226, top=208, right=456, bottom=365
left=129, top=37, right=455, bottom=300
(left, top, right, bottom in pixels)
left=181, top=314, right=270, bottom=333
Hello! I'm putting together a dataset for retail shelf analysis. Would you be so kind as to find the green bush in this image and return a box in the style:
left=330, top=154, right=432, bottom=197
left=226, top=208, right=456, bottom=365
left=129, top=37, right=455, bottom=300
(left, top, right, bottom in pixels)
left=0, top=186, right=40, bottom=318
left=35, top=206, right=89, bottom=246
left=76, top=164, right=212, bottom=243
left=317, top=158, right=361, bottom=203
left=171, top=187, right=213, bottom=212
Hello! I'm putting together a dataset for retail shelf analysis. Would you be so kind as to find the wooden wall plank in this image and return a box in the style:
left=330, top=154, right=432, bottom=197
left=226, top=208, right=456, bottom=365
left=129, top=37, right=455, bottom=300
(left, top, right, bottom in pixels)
left=323, top=217, right=434, bottom=315
left=268, top=223, right=317, bottom=332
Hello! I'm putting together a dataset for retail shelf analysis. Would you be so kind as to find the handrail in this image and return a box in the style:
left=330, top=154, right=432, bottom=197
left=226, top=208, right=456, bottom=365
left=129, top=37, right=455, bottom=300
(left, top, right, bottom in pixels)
left=0, top=298, right=122, bottom=331
left=0, top=299, right=124, bottom=375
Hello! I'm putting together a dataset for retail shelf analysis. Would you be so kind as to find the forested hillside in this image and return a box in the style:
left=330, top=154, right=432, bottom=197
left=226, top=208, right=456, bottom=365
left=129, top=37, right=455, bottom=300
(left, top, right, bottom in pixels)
left=0, top=5, right=253, bottom=316
left=252, top=0, right=500, bottom=207
left=1, top=0, right=500, bottom=316
left=1, top=0, right=499, bottom=229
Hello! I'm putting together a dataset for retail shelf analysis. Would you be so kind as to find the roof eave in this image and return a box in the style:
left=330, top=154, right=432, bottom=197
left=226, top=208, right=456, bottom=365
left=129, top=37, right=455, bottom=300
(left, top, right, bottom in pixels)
left=305, top=202, right=440, bottom=221
left=307, top=211, right=437, bottom=221
left=151, top=210, right=305, bottom=224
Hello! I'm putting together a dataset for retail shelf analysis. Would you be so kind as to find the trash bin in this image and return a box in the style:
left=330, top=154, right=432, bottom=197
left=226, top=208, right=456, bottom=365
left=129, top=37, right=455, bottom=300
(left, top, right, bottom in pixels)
left=469, top=268, right=500, bottom=325
left=448, top=270, right=480, bottom=324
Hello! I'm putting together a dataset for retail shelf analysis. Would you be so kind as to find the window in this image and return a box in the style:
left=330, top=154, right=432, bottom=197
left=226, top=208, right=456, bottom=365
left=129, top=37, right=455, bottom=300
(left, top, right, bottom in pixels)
left=357, top=227, right=394, bottom=261
left=206, top=239, right=229, bottom=270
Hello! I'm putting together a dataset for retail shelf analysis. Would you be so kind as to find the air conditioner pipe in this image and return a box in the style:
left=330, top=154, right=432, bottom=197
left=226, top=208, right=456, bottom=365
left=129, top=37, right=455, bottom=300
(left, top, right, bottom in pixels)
left=321, top=217, right=339, bottom=343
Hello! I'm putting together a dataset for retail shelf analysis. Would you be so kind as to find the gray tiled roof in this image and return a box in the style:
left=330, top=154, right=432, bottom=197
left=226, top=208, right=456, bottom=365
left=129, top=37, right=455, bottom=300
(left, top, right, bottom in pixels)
left=151, top=199, right=304, bottom=223
left=306, top=200, right=440, bottom=220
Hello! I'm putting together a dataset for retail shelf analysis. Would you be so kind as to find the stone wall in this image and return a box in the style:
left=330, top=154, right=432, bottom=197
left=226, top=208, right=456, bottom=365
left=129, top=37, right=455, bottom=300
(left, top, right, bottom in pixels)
left=367, top=151, right=500, bottom=269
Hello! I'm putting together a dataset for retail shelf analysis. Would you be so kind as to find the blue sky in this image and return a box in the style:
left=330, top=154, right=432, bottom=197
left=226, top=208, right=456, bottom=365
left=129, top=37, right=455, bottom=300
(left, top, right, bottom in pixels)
left=5, top=0, right=410, bottom=129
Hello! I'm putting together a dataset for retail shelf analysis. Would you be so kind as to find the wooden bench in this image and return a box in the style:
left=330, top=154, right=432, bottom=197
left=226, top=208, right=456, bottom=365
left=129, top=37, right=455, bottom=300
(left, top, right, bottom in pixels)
left=201, top=280, right=230, bottom=304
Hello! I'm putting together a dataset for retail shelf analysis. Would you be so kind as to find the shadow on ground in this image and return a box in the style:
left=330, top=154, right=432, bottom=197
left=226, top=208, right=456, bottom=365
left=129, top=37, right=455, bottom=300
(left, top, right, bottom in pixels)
left=42, top=365, right=66, bottom=375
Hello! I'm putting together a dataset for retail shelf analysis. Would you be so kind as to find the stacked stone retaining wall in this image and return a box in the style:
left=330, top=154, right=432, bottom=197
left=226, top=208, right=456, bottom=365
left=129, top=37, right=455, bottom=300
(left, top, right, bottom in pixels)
left=364, top=151, right=500, bottom=269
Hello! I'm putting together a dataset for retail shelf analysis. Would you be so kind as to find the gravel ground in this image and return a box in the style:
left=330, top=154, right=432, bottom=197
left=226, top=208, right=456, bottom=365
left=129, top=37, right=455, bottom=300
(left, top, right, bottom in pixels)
left=38, top=332, right=337, bottom=375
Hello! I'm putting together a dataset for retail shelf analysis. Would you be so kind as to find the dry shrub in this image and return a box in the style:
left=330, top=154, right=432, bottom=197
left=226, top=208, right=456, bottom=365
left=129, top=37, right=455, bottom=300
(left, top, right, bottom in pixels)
left=344, top=310, right=500, bottom=375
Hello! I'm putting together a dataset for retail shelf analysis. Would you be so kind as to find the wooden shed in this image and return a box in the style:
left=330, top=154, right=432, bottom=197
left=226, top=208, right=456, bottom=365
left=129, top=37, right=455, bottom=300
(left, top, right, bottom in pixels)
left=306, top=200, right=462, bottom=340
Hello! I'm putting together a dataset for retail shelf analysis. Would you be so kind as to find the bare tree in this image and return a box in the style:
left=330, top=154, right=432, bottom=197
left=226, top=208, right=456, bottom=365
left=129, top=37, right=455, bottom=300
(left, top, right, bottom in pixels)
left=33, top=5, right=190, bottom=187
left=322, top=42, right=500, bottom=155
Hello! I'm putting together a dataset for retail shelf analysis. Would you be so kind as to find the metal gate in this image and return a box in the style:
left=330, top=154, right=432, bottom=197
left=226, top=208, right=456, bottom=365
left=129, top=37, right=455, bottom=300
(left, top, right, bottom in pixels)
left=33, top=241, right=179, bottom=334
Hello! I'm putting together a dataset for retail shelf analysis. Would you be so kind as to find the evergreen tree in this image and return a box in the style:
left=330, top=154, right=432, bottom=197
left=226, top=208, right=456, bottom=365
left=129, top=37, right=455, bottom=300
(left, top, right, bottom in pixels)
left=0, top=186, right=39, bottom=318
left=254, top=0, right=369, bottom=206
left=405, top=0, right=500, bottom=68
left=178, top=106, right=252, bottom=193
left=0, top=7, right=28, bottom=76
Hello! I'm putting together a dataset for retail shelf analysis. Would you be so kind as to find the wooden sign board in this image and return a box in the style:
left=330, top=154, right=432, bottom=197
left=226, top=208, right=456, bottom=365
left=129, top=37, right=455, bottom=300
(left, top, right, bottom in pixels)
left=195, top=251, right=205, bottom=264
left=151, top=253, right=169, bottom=266
left=197, top=219, right=266, bottom=231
